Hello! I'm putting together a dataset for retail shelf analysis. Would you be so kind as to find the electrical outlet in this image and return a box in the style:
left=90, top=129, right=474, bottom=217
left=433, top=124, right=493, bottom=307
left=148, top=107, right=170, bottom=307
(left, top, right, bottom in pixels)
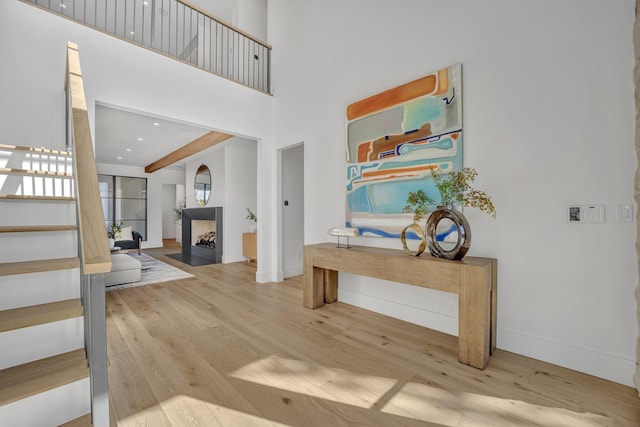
left=568, top=205, right=605, bottom=223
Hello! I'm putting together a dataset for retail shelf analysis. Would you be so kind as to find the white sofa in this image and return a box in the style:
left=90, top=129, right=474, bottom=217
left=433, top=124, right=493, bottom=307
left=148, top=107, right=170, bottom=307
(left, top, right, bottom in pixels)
left=106, top=254, right=141, bottom=286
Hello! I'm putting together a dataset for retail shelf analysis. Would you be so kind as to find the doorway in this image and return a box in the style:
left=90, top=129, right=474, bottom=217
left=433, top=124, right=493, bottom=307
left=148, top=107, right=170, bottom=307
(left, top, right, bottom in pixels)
left=281, top=144, right=304, bottom=278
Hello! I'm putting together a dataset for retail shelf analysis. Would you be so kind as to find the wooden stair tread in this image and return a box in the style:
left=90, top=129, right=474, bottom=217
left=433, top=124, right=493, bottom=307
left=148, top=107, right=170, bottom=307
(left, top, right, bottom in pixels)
left=0, top=225, right=77, bottom=233
left=0, top=167, right=72, bottom=177
left=0, top=299, right=83, bottom=333
left=0, top=349, right=88, bottom=407
left=0, top=144, right=72, bottom=157
left=0, top=257, right=80, bottom=276
left=0, top=194, right=75, bottom=201
left=59, top=413, right=92, bottom=427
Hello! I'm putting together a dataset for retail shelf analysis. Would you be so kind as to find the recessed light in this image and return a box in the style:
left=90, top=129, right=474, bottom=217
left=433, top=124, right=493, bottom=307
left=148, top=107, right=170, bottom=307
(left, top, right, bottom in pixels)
left=143, top=1, right=149, bottom=5
left=137, top=137, right=143, bottom=141
left=153, top=122, right=160, bottom=126
left=130, top=31, right=135, bottom=35
left=60, top=3, right=67, bottom=8
left=126, top=148, right=132, bottom=152
left=117, top=156, right=123, bottom=160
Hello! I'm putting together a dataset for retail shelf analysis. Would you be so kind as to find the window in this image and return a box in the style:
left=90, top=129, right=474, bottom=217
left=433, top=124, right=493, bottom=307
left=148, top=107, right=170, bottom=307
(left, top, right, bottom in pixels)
left=99, top=175, right=147, bottom=239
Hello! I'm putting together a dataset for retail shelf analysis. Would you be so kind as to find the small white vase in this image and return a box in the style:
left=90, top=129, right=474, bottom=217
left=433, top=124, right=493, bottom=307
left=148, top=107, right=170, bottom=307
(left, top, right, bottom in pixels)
left=108, top=238, right=115, bottom=249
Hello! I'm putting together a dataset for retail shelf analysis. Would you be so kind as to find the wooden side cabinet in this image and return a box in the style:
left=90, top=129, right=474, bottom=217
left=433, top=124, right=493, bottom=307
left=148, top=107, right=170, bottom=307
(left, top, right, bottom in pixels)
left=243, top=233, right=257, bottom=262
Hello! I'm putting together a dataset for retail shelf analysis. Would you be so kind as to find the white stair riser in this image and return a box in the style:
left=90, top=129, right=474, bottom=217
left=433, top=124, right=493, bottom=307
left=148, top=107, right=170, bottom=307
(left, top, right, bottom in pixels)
left=0, top=149, right=72, bottom=169
left=0, top=232, right=78, bottom=262
left=0, top=269, right=80, bottom=311
left=0, top=317, right=84, bottom=370
left=0, top=378, right=90, bottom=427
left=0, top=200, right=76, bottom=226
left=0, top=175, right=74, bottom=199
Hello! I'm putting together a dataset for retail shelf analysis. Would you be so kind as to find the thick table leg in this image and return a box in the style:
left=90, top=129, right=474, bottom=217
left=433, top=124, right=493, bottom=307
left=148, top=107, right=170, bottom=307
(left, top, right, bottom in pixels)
left=303, top=249, right=325, bottom=309
left=458, top=264, right=492, bottom=369
left=324, top=269, right=338, bottom=303
left=490, top=259, right=498, bottom=355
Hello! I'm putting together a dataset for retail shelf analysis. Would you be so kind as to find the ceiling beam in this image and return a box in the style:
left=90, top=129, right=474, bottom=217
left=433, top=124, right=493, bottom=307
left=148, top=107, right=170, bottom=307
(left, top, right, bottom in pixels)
left=144, top=131, right=233, bottom=173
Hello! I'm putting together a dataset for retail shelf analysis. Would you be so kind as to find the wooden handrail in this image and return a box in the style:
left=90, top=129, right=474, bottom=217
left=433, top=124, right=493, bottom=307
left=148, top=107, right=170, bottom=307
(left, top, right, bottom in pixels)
left=178, top=0, right=271, bottom=49
left=66, top=42, right=111, bottom=275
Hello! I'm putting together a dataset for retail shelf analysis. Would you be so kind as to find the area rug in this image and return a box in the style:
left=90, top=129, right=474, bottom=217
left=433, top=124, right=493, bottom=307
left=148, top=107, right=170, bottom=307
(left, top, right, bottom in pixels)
left=106, top=253, right=194, bottom=291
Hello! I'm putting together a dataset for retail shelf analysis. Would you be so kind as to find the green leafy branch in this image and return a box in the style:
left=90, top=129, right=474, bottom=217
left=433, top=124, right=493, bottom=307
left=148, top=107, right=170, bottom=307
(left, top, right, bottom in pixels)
left=245, top=208, right=257, bottom=223
left=402, top=189, right=435, bottom=222
left=403, top=167, right=496, bottom=220
left=432, top=167, right=496, bottom=218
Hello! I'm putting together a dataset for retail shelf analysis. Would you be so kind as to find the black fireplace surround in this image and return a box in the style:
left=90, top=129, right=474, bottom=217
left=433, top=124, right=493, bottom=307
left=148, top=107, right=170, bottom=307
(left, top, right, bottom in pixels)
left=181, top=207, right=223, bottom=266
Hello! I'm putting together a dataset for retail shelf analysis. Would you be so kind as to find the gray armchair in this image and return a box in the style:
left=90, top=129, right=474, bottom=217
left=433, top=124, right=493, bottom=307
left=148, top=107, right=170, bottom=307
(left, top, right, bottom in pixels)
left=115, top=230, right=143, bottom=255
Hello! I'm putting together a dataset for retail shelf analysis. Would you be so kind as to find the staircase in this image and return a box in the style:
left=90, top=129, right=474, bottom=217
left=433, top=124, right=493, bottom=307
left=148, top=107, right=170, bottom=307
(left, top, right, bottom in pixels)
left=0, top=144, right=94, bottom=426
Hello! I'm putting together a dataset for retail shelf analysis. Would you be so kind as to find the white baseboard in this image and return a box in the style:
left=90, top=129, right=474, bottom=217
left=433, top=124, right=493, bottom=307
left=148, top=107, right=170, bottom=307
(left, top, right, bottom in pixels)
left=338, top=288, right=458, bottom=337
left=256, top=270, right=279, bottom=283
left=338, top=287, right=635, bottom=387
left=498, top=327, right=635, bottom=387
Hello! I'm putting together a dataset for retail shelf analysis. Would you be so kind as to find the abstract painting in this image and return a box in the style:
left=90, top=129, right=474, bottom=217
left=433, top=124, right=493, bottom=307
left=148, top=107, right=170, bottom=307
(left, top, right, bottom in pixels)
left=346, top=63, right=462, bottom=238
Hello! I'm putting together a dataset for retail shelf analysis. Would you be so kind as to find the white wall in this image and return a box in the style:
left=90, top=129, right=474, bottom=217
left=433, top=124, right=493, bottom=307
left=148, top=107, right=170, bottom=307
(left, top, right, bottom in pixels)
left=269, top=0, right=637, bottom=386
left=189, top=0, right=267, bottom=41
left=225, top=139, right=258, bottom=263
left=237, top=0, right=268, bottom=41
left=188, top=0, right=236, bottom=26
left=161, top=184, right=177, bottom=239
left=0, top=1, right=276, bottom=280
left=176, top=183, right=185, bottom=243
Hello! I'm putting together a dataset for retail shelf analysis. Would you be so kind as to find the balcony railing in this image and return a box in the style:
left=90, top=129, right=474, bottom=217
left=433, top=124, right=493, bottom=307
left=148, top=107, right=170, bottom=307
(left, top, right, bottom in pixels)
left=25, top=0, right=271, bottom=94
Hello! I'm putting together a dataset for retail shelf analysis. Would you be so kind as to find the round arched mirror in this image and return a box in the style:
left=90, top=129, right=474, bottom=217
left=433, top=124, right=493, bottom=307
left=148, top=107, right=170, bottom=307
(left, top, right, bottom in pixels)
left=194, top=164, right=211, bottom=206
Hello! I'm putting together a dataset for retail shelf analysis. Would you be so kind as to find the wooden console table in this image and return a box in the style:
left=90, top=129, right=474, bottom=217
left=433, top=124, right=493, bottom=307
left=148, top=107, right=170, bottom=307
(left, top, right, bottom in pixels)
left=243, top=232, right=257, bottom=263
left=303, top=243, right=497, bottom=369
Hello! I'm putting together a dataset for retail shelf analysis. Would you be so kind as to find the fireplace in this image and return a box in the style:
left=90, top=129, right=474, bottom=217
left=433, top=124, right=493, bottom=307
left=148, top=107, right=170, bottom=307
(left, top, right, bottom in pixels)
left=192, top=220, right=216, bottom=248
left=180, top=207, right=223, bottom=266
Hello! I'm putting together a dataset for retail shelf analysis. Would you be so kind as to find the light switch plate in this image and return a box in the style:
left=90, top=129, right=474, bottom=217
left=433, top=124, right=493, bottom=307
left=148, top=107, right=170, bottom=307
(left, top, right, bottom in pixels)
left=568, top=205, right=605, bottom=223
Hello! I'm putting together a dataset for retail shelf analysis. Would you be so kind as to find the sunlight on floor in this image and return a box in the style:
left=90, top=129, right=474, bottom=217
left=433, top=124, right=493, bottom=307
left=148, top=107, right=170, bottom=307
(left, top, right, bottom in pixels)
left=229, top=355, right=397, bottom=409
left=119, top=394, right=292, bottom=427
left=228, top=356, right=612, bottom=426
left=381, top=381, right=610, bottom=426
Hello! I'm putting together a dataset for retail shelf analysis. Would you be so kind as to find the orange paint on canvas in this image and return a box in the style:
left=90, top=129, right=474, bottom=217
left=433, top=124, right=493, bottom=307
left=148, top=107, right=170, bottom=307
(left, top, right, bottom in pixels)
left=357, top=141, right=373, bottom=162
left=361, top=164, right=438, bottom=178
left=433, top=68, right=449, bottom=96
left=347, top=74, right=437, bottom=121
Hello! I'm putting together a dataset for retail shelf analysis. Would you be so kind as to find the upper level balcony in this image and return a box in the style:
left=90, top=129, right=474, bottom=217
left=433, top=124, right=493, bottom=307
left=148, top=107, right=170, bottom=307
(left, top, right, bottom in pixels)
left=24, top=0, right=271, bottom=94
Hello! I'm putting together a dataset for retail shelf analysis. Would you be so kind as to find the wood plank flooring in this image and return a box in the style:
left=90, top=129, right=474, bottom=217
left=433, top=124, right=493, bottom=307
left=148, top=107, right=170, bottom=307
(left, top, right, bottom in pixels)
left=107, top=245, right=640, bottom=426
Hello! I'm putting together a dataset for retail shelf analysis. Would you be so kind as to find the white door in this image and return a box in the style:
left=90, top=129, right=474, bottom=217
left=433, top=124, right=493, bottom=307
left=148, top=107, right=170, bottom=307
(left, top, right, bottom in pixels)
left=282, top=144, right=304, bottom=278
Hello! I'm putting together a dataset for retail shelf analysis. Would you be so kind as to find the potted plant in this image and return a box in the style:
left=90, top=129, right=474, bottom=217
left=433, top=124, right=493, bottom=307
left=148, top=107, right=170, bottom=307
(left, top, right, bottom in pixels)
left=246, top=208, right=257, bottom=233
left=402, top=167, right=495, bottom=260
left=106, top=221, right=124, bottom=248
left=173, top=200, right=186, bottom=224
left=426, top=167, right=495, bottom=260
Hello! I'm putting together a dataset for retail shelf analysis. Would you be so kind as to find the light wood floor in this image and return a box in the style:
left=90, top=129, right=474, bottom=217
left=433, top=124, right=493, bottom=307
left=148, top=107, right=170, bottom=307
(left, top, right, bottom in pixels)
left=107, top=245, right=640, bottom=426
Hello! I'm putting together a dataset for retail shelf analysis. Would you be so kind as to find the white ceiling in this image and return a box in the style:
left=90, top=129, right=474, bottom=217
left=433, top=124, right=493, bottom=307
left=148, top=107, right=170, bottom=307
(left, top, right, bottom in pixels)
left=94, top=104, right=213, bottom=170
